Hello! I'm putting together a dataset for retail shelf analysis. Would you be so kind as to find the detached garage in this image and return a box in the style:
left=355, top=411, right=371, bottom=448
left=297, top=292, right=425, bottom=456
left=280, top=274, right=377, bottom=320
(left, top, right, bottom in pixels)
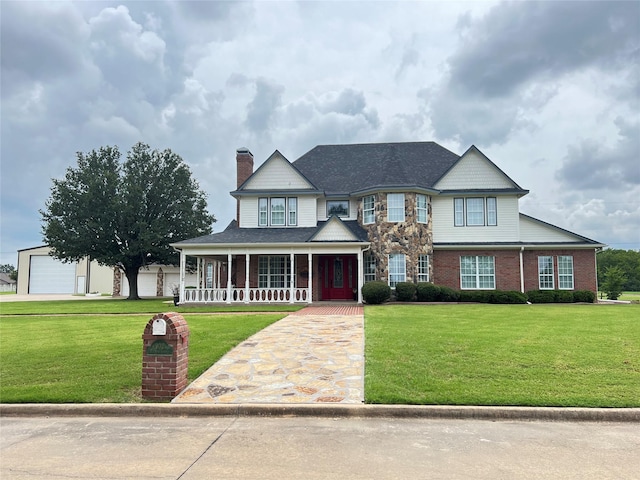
left=17, top=246, right=113, bottom=296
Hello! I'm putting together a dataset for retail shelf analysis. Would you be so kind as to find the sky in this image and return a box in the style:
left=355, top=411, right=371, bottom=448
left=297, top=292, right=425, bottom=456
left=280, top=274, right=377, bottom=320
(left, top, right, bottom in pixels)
left=1, top=0, right=639, bottom=266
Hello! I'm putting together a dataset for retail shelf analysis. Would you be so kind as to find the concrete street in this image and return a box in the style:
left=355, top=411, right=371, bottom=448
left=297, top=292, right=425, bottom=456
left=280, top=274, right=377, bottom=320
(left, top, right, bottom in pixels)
left=1, top=415, right=638, bottom=480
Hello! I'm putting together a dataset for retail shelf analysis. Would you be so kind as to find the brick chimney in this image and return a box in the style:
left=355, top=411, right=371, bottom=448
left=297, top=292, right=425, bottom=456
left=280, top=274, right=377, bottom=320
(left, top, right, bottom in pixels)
left=236, top=148, right=253, bottom=223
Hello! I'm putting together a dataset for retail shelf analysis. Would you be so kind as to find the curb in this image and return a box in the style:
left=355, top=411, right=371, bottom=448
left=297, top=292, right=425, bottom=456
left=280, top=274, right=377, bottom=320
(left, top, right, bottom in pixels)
left=1, top=404, right=638, bottom=422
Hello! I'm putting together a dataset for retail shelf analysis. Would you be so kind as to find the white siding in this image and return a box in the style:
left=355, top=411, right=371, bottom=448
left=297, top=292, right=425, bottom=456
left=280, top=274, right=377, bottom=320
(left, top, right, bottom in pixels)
left=239, top=197, right=258, bottom=227
left=435, top=149, right=515, bottom=190
left=432, top=195, right=520, bottom=243
left=519, top=215, right=580, bottom=243
left=243, top=155, right=313, bottom=190
left=239, top=195, right=317, bottom=228
left=297, top=196, right=318, bottom=227
left=313, top=220, right=357, bottom=241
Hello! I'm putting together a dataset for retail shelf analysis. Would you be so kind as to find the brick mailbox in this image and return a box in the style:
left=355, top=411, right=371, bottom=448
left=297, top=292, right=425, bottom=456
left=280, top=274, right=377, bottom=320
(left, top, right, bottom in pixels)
left=142, top=312, right=190, bottom=401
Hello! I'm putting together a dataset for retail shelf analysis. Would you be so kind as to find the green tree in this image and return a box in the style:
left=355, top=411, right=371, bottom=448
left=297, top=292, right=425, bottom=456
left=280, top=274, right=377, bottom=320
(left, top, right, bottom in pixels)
left=601, top=266, right=627, bottom=300
left=0, top=264, right=17, bottom=281
left=41, top=143, right=215, bottom=300
left=597, top=249, right=640, bottom=291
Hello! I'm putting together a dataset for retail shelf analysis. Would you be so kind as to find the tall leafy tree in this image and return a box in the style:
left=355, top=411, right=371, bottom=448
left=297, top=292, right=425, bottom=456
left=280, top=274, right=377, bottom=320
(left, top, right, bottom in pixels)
left=597, top=249, right=640, bottom=291
left=41, top=143, right=215, bottom=299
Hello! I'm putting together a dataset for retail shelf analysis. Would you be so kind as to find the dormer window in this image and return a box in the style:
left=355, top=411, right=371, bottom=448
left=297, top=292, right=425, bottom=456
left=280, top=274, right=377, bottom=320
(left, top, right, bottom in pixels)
left=327, top=200, right=349, bottom=217
left=259, top=197, right=297, bottom=226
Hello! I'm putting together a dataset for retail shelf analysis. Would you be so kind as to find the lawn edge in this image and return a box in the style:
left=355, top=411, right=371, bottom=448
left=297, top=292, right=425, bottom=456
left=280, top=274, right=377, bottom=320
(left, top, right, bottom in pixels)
left=1, top=403, right=638, bottom=422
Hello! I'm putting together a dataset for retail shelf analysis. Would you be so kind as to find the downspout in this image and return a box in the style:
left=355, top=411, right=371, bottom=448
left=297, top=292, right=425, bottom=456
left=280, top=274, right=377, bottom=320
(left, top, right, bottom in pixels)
left=358, top=244, right=371, bottom=304
left=519, top=246, right=525, bottom=293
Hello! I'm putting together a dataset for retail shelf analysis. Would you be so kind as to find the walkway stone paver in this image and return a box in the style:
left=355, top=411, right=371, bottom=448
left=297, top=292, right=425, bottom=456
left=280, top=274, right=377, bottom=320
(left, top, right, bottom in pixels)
left=172, top=305, right=364, bottom=404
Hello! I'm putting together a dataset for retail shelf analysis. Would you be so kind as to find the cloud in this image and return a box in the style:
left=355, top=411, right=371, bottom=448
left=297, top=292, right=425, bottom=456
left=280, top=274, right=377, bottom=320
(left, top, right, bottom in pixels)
left=556, top=116, right=640, bottom=190
left=426, top=1, right=640, bottom=146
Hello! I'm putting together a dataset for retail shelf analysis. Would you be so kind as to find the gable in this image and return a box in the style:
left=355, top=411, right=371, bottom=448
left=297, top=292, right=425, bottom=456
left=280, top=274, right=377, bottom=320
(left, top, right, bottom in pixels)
left=519, top=214, right=599, bottom=244
left=311, top=217, right=359, bottom=242
left=435, top=146, right=522, bottom=191
left=242, top=151, right=314, bottom=191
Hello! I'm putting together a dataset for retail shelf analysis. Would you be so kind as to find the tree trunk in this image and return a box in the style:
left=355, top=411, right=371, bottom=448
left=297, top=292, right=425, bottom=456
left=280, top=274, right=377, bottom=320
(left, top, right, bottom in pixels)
left=124, top=266, right=141, bottom=300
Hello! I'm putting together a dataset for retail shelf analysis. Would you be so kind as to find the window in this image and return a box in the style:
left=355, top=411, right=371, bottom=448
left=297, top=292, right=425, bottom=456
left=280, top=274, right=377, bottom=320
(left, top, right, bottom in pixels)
left=466, top=198, right=485, bottom=226
left=388, top=253, right=406, bottom=288
left=205, top=262, right=213, bottom=288
left=486, top=197, right=497, bottom=226
left=416, top=194, right=428, bottom=223
left=327, top=200, right=349, bottom=217
left=288, top=198, right=297, bottom=226
left=454, top=198, right=465, bottom=226
left=460, top=256, right=495, bottom=289
left=364, top=253, right=376, bottom=283
left=259, top=197, right=297, bottom=226
left=453, top=197, right=498, bottom=226
left=558, top=256, right=574, bottom=289
left=538, top=256, right=554, bottom=289
left=418, top=255, right=430, bottom=282
left=258, top=198, right=268, bottom=226
left=387, top=193, right=405, bottom=222
left=270, top=197, right=285, bottom=226
left=363, top=195, right=375, bottom=224
left=258, top=256, right=292, bottom=288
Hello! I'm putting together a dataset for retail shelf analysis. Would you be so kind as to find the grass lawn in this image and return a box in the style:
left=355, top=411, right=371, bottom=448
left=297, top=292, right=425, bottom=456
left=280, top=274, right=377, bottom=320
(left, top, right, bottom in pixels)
left=365, top=304, right=640, bottom=407
left=0, top=313, right=284, bottom=403
left=0, top=298, right=303, bottom=315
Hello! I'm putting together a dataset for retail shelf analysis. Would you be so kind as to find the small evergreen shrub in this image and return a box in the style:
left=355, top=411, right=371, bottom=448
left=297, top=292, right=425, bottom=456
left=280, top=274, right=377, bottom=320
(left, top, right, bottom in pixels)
left=362, top=281, right=391, bottom=305
left=416, top=283, right=440, bottom=302
left=573, top=290, right=596, bottom=303
left=438, top=286, right=460, bottom=302
left=556, top=290, right=574, bottom=303
left=526, top=290, right=557, bottom=303
left=458, top=290, right=488, bottom=303
left=395, top=282, right=417, bottom=302
left=491, top=290, right=528, bottom=304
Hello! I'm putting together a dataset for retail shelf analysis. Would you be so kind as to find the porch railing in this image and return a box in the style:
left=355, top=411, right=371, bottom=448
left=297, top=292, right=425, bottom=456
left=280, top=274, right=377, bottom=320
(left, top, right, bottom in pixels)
left=183, top=287, right=309, bottom=303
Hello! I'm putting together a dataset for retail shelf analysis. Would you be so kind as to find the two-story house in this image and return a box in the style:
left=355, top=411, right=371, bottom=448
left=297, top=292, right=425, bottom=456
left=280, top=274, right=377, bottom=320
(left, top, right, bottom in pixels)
left=171, top=142, right=604, bottom=304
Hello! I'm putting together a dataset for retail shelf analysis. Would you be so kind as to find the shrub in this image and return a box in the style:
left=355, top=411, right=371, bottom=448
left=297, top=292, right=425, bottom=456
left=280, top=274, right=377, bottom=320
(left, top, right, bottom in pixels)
left=573, top=290, right=596, bottom=303
left=416, top=283, right=440, bottom=302
left=362, top=281, right=391, bottom=305
left=438, top=286, right=460, bottom=302
left=395, top=282, right=417, bottom=302
left=491, top=290, right=528, bottom=304
left=526, top=290, right=557, bottom=303
left=459, top=290, right=527, bottom=304
left=556, top=290, right=574, bottom=303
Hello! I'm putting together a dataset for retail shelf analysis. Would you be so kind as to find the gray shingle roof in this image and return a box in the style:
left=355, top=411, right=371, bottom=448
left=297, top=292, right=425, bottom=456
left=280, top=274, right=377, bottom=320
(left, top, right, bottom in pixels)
left=174, top=220, right=369, bottom=246
left=292, top=141, right=461, bottom=195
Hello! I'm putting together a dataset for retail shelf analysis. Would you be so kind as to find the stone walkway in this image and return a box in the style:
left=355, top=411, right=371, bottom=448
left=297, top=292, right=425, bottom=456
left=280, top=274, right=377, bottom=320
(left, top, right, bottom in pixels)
left=172, top=305, right=364, bottom=404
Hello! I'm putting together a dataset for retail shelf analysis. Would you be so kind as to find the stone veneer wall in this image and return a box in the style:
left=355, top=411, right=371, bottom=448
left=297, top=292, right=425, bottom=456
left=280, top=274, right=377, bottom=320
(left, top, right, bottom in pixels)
left=358, top=192, right=433, bottom=284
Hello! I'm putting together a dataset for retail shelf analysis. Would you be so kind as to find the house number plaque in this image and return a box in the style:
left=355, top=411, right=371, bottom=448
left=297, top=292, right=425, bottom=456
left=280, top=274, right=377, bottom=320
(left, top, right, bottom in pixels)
left=147, top=340, right=173, bottom=356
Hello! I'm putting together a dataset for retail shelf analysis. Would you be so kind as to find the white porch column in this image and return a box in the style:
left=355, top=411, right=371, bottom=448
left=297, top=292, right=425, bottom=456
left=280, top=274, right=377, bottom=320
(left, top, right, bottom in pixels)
left=226, top=253, right=232, bottom=304
left=179, top=250, right=186, bottom=303
left=245, top=253, right=250, bottom=304
left=357, top=248, right=364, bottom=304
left=307, top=252, right=313, bottom=304
left=289, top=252, right=295, bottom=303
left=215, top=261, right=220, bottom=288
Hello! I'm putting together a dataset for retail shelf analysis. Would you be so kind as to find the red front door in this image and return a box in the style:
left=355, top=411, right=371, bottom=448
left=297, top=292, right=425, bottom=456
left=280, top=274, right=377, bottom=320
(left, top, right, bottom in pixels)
left=320, top=255, right=356, bottom=300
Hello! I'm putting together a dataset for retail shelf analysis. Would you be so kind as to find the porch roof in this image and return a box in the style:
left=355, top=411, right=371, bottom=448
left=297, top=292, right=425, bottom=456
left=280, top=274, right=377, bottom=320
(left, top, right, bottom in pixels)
left=173, top=220, right=369, bottom=246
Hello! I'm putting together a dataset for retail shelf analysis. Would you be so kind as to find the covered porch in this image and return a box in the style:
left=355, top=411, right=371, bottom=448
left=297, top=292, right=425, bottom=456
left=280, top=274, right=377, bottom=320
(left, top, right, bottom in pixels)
left=176, top=244, right=369, bottom=304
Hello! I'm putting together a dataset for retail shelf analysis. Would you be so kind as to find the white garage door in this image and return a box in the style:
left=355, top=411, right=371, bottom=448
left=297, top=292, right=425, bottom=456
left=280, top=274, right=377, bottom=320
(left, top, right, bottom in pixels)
left=121, top=271, right=158, bottom=297
left=29, top=256, right=76, bottom=294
